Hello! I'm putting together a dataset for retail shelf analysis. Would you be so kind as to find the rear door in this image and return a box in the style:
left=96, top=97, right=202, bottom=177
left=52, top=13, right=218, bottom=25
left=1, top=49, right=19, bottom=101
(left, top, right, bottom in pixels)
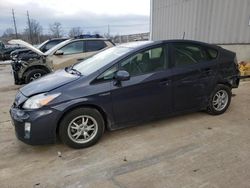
left=170, top=43, right=218, bottom=111
left=52, top=40, right=85, bottom=69
left=83, top=40, right=109, bottom=60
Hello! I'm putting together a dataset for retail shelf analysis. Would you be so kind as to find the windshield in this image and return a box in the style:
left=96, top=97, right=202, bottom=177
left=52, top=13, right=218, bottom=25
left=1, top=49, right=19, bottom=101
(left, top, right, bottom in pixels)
left=37, top=40, right=49, bottom=49
left=73, top=46, right=132, bottom=76
left=45, top=39, right=71, bottom=55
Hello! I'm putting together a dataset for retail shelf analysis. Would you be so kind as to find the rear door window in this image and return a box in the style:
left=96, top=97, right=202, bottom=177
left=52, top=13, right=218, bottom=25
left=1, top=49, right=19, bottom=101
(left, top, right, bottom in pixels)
left=86, top=41, right=107, bottom=52
left=172, top=43, right=210, bottom=67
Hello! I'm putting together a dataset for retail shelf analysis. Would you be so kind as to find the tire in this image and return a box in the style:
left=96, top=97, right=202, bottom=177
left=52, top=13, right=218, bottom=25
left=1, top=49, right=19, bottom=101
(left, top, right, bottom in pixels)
left=207, top=84, right=232, bottom=115
left=59, top=108, right=105, bottom=149
left=25, top=69, right=47, bottom=83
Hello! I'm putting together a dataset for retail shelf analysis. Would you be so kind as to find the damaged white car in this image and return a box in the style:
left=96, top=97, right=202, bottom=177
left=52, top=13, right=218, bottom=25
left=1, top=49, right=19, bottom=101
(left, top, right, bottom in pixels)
left=9, top=37, right=114, bottom=84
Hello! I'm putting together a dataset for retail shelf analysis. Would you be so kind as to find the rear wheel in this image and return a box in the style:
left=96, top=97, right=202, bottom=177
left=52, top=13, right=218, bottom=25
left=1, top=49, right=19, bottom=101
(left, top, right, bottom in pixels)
left=59, top=108, right=105, bottom=148
left=207, top=84, right=231, bottom=115
left=25, top=69, right=47, bottom=83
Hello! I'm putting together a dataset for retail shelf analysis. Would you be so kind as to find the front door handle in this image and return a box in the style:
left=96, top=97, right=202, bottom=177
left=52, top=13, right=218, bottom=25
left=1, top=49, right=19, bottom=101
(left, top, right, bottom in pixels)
left=159, top=79, right=171, bottom=86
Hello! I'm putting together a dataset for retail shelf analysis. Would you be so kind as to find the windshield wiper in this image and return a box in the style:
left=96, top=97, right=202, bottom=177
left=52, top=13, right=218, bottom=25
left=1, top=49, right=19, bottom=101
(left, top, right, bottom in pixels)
left=65, top=66, right=82, bottom=76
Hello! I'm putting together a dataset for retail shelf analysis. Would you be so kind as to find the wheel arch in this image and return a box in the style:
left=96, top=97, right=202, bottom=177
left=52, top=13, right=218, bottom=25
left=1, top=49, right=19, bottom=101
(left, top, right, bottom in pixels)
left=216, top=81, right=232, bottom=89
left=55, top=104, right=110, bottom=136
left=23, top=65, right=51, bottom=77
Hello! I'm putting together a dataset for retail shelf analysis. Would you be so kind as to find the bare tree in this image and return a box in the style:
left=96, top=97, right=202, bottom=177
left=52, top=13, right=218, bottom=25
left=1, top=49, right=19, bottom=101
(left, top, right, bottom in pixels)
left=23, top=19, right=43, bottom=44
left=68, top=27, right=83, bottom=37
left=1, top=28, right=16, bottom=42
left=3, top=28, right=14, bottom=37
left=49, top=22, right=63, bottom=38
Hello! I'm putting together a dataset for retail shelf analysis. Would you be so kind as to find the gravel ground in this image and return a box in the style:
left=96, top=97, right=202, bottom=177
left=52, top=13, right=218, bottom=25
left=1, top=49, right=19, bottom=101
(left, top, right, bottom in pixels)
left=0, top=64, right=250, bottom=188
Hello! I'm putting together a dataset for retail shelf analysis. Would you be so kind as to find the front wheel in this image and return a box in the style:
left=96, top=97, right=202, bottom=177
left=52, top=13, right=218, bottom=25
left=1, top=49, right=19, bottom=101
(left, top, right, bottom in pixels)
left=25, top=69, right=47, bottom=83
left=59, top=108, right=105, bottom=149
left=207, top=84, right=232, bottom=115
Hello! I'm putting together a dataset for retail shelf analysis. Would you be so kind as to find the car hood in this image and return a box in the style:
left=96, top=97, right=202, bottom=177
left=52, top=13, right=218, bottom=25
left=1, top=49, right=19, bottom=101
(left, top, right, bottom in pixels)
left=8, top=39, right=44, bottom=56
left=20, top=69, right=80, bottom=97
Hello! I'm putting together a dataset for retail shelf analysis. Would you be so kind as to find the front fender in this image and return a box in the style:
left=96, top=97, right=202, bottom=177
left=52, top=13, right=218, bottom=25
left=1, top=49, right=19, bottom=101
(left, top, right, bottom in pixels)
left=51, top=97, right=115, bottom=131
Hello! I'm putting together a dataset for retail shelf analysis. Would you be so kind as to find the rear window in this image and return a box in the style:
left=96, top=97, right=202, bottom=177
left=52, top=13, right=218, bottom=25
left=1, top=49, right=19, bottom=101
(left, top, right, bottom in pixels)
left=86, top=40, right=107, bottom=52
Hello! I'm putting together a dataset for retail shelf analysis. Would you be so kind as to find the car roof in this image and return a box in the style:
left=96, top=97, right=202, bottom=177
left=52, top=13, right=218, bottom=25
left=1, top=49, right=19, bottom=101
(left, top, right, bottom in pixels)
left=68, top=38, right=111, bottom=42
left=118, top=39, right=219, bottom=50
left=119, top=41, right=154, bottom=48
left=49, top=38, right=69, bottom=40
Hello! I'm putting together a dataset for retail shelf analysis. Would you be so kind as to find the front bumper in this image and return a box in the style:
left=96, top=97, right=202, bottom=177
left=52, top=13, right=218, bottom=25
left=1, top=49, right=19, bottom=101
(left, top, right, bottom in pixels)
left=10, top=106, right=61, bottom=145
left=11, top=62, right=23, bottom=85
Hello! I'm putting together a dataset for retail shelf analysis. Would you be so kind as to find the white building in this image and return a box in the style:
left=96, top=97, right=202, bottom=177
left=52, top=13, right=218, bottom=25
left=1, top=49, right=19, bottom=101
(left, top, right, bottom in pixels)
left=150, top=0, right=250, bottom=61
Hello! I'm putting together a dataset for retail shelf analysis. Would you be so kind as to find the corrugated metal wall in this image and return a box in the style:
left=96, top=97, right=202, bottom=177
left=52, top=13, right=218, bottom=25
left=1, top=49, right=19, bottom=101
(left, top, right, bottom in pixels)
left=151, top=0, right=250, bottom=44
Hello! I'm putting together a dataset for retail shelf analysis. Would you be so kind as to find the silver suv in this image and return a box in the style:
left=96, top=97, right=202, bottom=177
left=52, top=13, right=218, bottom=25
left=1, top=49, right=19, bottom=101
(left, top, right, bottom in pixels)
left=10, top=38, right=114, bottom=84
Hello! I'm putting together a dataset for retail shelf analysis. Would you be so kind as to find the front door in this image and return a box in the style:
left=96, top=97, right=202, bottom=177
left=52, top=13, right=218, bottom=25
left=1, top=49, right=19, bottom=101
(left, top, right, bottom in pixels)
left=110, top=45, right=173, bottom=126
left=52, top=40, right=85, bottom=69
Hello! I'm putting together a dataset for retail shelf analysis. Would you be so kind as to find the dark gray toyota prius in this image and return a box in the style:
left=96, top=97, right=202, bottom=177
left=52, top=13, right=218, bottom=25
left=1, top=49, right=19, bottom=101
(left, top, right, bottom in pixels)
left=10, top=40, right=240, bottom=148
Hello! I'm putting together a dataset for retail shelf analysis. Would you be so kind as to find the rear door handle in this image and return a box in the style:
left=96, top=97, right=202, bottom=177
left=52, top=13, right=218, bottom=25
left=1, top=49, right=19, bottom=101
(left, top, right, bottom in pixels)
left=201, top=68, right=213, bottom=75
left=77, top=58, right=85, bottom=62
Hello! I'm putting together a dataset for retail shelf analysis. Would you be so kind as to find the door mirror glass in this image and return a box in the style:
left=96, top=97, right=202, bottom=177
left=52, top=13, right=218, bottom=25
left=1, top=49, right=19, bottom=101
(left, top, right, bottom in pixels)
left=54, top=50, right=64, bottom=55
left=115, top=70, right=130, bottom=81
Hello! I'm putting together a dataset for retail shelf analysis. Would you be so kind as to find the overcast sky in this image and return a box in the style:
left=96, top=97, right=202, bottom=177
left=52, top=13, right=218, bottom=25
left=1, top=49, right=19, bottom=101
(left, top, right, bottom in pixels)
left=0, top=0, right=150, bottom=36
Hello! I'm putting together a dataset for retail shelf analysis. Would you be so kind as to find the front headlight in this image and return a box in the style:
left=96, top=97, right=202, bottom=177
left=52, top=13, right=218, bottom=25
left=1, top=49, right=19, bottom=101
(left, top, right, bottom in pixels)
left=23, top=93, right=61, bottom=109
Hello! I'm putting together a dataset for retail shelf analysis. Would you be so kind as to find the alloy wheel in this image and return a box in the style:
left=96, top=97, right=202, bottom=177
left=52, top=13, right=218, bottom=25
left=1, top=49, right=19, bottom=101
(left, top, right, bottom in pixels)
left=212, top=90, right=229, bottom=111
left=30, top=73, right=42, bottom=81
left=67, top=115, right=98, bottom=144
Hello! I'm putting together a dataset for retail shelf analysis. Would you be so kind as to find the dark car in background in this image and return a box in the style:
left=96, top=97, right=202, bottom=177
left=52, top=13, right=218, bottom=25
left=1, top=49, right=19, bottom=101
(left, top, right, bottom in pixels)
left=10, top=38, right=69, bottom=61
left=10, top=40, right=240, bottom=148
left=0, top=41, right=22, bottom=61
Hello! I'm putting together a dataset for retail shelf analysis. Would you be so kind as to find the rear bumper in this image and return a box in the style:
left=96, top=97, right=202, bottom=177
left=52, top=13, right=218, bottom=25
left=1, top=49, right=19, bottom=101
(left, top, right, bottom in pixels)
left=232, top=75, right=240, bottom=88
left=10, top=106, right=60, bottom=145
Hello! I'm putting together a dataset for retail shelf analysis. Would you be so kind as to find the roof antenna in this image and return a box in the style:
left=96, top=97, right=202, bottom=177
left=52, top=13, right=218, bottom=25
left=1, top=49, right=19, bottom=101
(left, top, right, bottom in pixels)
left=182, top=32, right=185, bottom=39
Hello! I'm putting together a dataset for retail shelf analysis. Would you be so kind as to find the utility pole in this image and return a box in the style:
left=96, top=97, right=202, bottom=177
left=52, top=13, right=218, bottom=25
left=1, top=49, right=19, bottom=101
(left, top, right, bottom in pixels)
left=107, top=24, right=110, bottom=39
left=27, top=11, right=33, bottom=44
left=12, top=9, right=18, bottom=39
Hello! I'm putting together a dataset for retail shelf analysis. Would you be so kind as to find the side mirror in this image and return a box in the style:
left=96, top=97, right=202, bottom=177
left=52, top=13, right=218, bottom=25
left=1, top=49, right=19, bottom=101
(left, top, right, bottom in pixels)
left=54, top=50, right=64, bottom=55
left=115, top=70, right=130, bottom=82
